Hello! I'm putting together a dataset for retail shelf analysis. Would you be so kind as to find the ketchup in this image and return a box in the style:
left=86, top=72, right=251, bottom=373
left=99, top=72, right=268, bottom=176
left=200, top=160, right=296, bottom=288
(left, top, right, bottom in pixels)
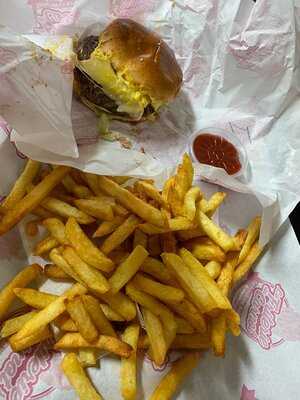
left=193, top=133, right=241, bottom=175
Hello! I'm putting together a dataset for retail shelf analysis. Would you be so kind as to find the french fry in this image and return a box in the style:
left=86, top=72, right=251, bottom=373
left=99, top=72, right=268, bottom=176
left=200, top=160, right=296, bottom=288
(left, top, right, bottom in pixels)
left=113, top=203, right=130, bottom=217
left=1, top=160, right=40, bottom=212
left=205, top=261, right=222, bottom=279
left=133, top=229, right=147, bottom=249
left=182, top=187, right=201, bottom=221
left=175, top=317, right=195, bottom=334
left=34, top=235, right=58, bottom=256
left=42, top=197, right=94, bottom=224
left=135, top=181, right=167, bottom=207
left=142, top=307, right=167, bottom=366
left=171, top=334, right=210, bottom=350
left=55, top=332, right=132, bottom=358
left=66, top=296, right=98, bottom=342
left=44, top=264, right=70, bottom=280
left=149, top=352, right=200, bottom=400
left=82, top=172, right=102, bottom=196
left=167, top=299, right=207, bottom=333
left=25, top=219, right=39, bottom=237
left=147, top=234, right=161, bottom=257
left=140, top=257, right=173, bottom=285
left=0, top=311, right=38, bottom=338
left=109, top=245, right=148, bottom=294
left=65, top=217, right=114, bottom=272
left=14, top=288, right=57, bottom=309
left=9, top=325, right=52, bottom=352
left=101, top=215, right=140, bottom=255
left=238, top=216, right=261, bottom=264
left=62, top=175, right=93, bottom=199
left=98, top=176, right=165, bottom=227
left=82, top=295, right=116, bottom=337
left=197, top=209, right=237, bottom=252
left=61, top=353, right=103, bottom=400
left=179, top=248, right=232, bottom=311
left=139, top=217, right=195, bottom=235
left=78, top=349, right=98, bottom=367
left=42, top=217, right=68, bottom=244
left=74, top=198, right=114, bottom=221
left=132, top=273, right=185, bottom=303
left=233, top=241, right=263, bottom=284
left=211, top=314, right=227, bottom=357
left=62, top=246, right=110, bottom=294
left=161, top=253, right=217, bottom=313
left=110, top=176, right=130, bottom=185
left=109, top=250, right=130, bottom=265
left=185, top=237, right=226, bottom=262
left=160, top=232, right=177, bottom=253
left=97, top=291, right=136, bottom=321
left=0, top=264, right=41, bottom=320
left=93, top=216, right=126, bottom=238
left=31, top=206, right=55, bottom=219
left=54, top=313, right=77, bottom=332
left=121, top=324, right=140, bottom=400
left=199, top=192, right=226, bottom=217
left=12, top=283, right=87, bottom=341
left=100, top=304, right=125, bottom=322
left=176, top=228, right=205, bottom=241
left=49, top=248, right=84, bottom=284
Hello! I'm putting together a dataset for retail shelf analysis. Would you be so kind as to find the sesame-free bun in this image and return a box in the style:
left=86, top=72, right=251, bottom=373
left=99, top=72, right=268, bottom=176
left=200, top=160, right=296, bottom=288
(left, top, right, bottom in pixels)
left=99, top=18, right=183, bottom=104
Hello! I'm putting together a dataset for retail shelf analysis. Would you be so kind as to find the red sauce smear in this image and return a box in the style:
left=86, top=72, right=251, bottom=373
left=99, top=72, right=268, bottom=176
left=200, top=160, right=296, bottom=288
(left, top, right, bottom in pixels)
left=193, top=133, right=241, bottom=175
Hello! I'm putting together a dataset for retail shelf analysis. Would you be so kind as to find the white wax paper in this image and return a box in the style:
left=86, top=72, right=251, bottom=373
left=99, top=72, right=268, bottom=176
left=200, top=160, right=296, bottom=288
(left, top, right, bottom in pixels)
left=0, top=0, right=300, bottom=399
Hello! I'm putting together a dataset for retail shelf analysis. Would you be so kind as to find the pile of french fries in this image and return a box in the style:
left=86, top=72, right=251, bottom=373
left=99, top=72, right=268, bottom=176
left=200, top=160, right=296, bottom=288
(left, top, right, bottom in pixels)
left=0, top=155, right=263, bottom=400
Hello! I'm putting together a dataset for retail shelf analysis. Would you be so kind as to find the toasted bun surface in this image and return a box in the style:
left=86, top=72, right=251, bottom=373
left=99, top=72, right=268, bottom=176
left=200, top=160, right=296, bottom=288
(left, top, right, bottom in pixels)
left=98, top=19, right=183, bottom=104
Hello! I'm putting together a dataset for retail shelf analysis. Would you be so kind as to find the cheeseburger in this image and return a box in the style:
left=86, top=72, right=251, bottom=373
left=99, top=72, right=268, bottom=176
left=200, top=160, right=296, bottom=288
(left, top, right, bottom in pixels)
left=74, top=18, right=183, bottom=122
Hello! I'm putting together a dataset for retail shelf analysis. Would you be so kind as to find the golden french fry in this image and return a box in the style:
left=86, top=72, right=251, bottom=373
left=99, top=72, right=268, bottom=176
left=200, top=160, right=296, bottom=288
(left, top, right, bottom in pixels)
left=233, top=241, right=263, bottom=284
left=185, top=237, right=226, bottom=262
left=109, top=245, right=148, bottom=294
left=1, top=160, right=40, bottom=212
left=132, top=273, right=185, bottom=303
left=42, top=197, right=94, bottom=224
left=133, top=228, right=147, bottom=249
left=14, top=288, right=57, bottom=309
left=34, top=235, right=58, bottom=256
left=61, top=353, right=103, bottom=400
left=98, top=176, right=165, bottom=227
left=147, top=234, right=161, bottom=257
left=25, top=219, right=39, bottom=237
left=65, top=217, right=114, bottom=272
left=140, top=257, right=174, bottom=285
left=97, top=291, right=136, bottom=321
left=178, top=249, right=232, bottom=311
left=55, top=332, right=132, bottom=358
left=121, top=324, right=140, bottom=400
left=12, top=283, right=87, bottom=341
left=110, top=176, right=130, bottom=185
left=93, top=216, right=126, bottom=238
left=205, top=261, right=222, bottom=280
left=44, top=264, right=70, bottom=280
left=62, top=175, right=93, bottom=199
left=135, top=181, right=167, bottom=208
left=171, top=334, right=210, bottom=350
left=149, top=352, right=200, bottom=400
left=54, top=313, right=77, bottom=332
left=167, top=300, right=207, bottom=333
left=142, top=307, right=167, bottom=366
left=227, top=319, right=241, bottom=336
left=101, top=215, right=140, bottom=255
left=49, top=248, right=84, bottom=284
left=161, top=252, right=217, bottom=313
left=139, top=217, right=195, bottom=235
left=182, top=187, right=201, bottom=221
left=31, top=206, right=55, bottom=219
left=238, top=216, right=261, bottom=264
left=0, top=264, right=41, bottom=320
left=9, top=325, right=52, bottom=352
left=62, top=246, right=110, bottom=294
left=197, top=209, right=237, bottom=252
left=216, top=254, right=238, bottom=297
left=100, top=304, right=125, bottom=322
left=199, top=192, right=226, bottom=217
left=74, top=198, right=114, bottom=221
left=82, top=172, right=102, bottom=196
left=0, top=311, right=38, bottom=338
left=176, top=228, right=205, bottom=241
left=66, top=296, right=98, bottom=342
left=42, top=217, right=68, bottom=244
left=78, top=349, right=98, bottom=367
left=175, top=317, right=195, bottom=334
left=82, top=295, right=116, bottom=337
left=211, top=314, right=226, bottom=357
left=113, top=203, right=130, bottom=217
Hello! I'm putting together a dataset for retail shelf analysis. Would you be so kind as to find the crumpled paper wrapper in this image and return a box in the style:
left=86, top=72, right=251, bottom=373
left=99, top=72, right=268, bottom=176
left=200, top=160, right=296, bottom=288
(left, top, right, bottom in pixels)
left=0, top=0, right=300, bottom=399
